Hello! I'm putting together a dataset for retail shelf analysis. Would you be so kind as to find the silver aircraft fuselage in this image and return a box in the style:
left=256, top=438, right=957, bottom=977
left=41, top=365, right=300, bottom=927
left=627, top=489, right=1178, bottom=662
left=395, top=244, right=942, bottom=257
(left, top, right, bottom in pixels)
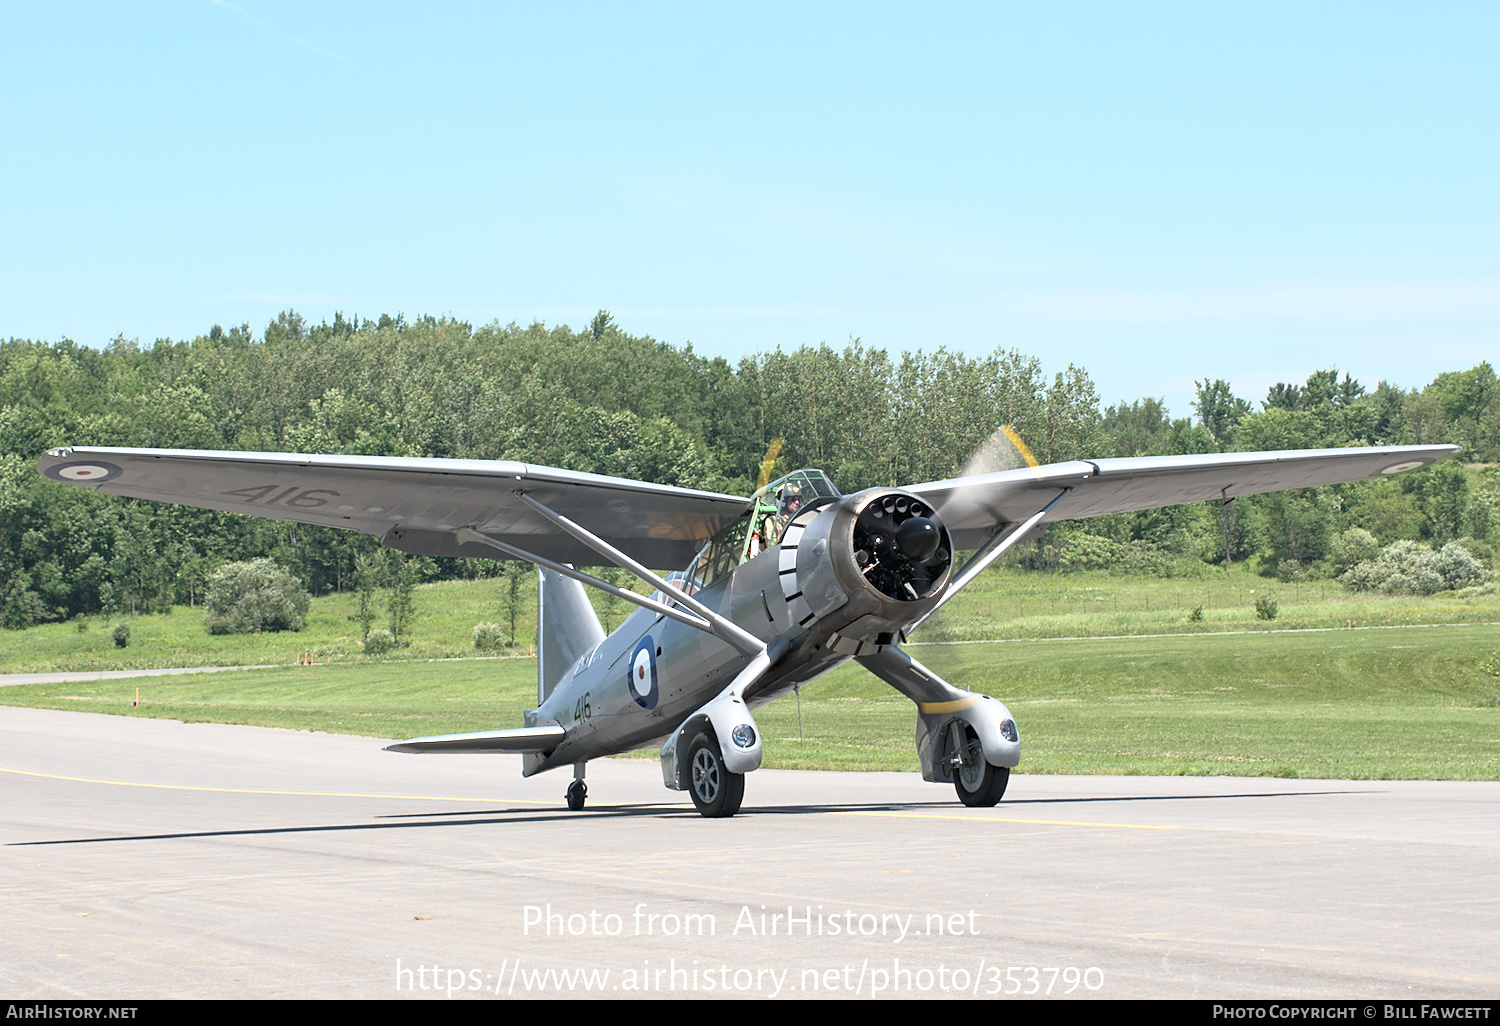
left=526, top=540, right=838, bottom=775
left=520, top=481, right=1025, bottom=804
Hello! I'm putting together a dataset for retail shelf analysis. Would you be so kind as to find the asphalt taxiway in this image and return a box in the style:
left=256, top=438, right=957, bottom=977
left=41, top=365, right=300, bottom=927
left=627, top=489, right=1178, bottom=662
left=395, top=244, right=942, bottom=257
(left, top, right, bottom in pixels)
left=3, top=706, right=1497, bottom=999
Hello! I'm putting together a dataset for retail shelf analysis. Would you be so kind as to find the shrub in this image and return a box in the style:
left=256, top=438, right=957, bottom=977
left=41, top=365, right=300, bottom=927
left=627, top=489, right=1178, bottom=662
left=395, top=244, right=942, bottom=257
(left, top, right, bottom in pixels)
left=1340, top=540, right=1491, bottom=595
left=1058, top=533, right=1130, bottom=572
left=203, top=558, right=311, bottom=635
left=1329, top=527, right=1381, bottom=575
left=112, top=623, right=130, bottom=648
left=1455, top=537, right=1493, bottom=567
left=473, top=622, right=506, bottom=651
left=1431, top=542, right=1491, bottom=591
left=1255, top=596, right=1278, bottom=620
left=387, top=555, right=419, bottom=645
left=1189, top=605, right=1204, bottom=622
left=1, top=575, right=46, bottom=629
left=1481, top=652, right=1500, bottom=681
left=364, top=628, right=396, bottom=656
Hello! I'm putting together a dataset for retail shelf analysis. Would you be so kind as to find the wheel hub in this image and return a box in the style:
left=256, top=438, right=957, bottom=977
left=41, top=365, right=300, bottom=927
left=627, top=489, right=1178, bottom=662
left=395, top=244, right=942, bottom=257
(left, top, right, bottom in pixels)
left=692, top=748, right=720, bottom=802
left=947, top=721, right=985, bottom=792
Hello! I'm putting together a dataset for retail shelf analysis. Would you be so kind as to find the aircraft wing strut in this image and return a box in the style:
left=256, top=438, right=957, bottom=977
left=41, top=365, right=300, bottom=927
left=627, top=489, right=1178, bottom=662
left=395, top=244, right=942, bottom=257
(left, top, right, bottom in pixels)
left=907, top=488, right=1070, bottom=634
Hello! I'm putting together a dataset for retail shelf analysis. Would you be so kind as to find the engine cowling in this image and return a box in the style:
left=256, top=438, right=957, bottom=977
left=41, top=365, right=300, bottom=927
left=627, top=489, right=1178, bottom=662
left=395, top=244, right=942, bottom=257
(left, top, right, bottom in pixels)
left=776, top=489, right=953, bottom=649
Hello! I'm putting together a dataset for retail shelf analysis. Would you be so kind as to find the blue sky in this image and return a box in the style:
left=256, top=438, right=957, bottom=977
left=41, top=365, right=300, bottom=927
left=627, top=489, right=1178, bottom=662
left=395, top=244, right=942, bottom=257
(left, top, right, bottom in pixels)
left=2, top=1, right=1495, bottom=418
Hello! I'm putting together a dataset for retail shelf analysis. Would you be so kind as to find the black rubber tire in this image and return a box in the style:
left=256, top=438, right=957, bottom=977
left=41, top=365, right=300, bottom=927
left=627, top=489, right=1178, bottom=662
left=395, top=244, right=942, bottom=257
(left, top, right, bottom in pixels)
left=687, top=733, right=745, bottom=818
left=955, top=762, right=1010, bottom=807
left=566, top=779, right=587, bottom=811
left=949, top=721, right=1009, bottom=807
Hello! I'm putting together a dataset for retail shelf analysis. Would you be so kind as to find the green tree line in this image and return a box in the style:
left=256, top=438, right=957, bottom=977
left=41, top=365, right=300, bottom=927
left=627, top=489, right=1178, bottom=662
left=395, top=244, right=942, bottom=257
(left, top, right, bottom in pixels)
left=2, top=310, right=1496, bottom=627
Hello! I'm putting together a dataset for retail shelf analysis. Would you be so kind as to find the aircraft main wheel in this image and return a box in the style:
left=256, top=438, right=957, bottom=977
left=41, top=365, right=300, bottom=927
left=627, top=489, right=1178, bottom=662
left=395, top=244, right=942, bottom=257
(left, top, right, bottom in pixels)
left=566, top=779, right=587, bottom=811
left=687, top=734, right=744, bottom=818
left=948, top=720, right=1009, bottom=807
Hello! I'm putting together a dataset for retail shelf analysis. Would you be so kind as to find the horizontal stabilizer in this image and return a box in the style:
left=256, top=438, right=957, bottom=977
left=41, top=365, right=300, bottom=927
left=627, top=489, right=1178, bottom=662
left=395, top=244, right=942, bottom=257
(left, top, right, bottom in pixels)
left=384, top=724, right=565, bottom=754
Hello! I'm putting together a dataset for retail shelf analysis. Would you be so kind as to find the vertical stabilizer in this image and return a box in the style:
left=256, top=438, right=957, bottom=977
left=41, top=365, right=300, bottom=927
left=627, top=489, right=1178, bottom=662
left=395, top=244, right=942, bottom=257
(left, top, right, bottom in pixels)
left=537, top=567, right=606, bottom=704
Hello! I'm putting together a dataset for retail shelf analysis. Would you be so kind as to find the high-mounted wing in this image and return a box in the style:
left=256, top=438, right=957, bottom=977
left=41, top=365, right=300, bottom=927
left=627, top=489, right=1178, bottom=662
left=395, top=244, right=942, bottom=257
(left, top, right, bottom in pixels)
left=909, top=444, right=1459, bottom=551
left=37, top=446, right=748, bottom=570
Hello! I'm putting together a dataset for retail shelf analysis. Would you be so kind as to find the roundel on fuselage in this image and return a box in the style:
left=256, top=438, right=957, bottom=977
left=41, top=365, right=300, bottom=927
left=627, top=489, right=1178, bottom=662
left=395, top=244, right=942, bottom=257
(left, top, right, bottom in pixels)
left=628, top=636, right=658, bottom=709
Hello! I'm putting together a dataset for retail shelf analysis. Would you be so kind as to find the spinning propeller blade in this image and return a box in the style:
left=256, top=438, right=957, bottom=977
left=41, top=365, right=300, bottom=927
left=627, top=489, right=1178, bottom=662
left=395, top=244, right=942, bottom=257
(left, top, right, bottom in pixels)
left=940, top=423, right=1044, bottom=528
left=958, top=423, right=1039, bottom=478
left=756, top=438, right=785, bottom=492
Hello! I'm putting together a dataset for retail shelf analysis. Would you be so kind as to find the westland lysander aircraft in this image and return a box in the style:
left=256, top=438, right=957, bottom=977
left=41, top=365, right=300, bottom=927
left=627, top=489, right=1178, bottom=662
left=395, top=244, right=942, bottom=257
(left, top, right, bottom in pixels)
left=40, top=439, right=1455, bottom=816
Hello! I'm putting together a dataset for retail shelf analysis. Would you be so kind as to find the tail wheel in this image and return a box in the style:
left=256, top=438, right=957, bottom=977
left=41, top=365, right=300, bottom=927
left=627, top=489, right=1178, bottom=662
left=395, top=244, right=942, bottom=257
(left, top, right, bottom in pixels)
left=566, top=779, right=587, bottom=811
left=948, top=720, right=1009, bottom=807
left=687, top=733, right=745, bottom=818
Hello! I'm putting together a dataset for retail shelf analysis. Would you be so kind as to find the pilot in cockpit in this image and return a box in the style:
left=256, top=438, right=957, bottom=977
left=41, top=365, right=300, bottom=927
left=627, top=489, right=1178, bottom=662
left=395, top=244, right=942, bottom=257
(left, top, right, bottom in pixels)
left=777, top=487, right=802, bottom=530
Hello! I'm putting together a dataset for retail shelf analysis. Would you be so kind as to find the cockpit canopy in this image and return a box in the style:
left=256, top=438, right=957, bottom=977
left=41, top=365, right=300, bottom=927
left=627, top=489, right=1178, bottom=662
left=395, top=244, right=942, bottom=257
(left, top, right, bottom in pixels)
left=662, top=469, right=842, bottom=598
left=751, top=468, right=841, bottom=518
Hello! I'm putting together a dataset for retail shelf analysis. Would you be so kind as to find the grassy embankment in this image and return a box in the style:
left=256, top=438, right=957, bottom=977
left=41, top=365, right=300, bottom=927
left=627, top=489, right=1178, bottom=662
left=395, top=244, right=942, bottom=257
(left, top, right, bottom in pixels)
left=2, top=567, right=1497, bottom=779
left=5, top=565, right=1498, bottom=674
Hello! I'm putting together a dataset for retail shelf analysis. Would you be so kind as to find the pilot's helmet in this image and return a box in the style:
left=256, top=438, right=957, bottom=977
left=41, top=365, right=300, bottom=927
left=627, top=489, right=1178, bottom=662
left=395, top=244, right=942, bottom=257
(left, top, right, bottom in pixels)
left=780, top=487, right=803, bottom=514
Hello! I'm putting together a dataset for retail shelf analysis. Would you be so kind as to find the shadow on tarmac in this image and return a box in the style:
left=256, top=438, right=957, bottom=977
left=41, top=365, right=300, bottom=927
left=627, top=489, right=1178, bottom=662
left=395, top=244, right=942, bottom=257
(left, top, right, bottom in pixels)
left=8, top=786, right=1373, bottom=847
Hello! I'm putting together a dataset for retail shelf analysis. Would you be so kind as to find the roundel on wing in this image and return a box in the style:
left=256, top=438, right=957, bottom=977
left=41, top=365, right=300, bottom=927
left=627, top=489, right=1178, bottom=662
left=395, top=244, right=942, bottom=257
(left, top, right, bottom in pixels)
left=43, top=460, right=124, bottom=484
left=628, top=635, right=658, bottom=709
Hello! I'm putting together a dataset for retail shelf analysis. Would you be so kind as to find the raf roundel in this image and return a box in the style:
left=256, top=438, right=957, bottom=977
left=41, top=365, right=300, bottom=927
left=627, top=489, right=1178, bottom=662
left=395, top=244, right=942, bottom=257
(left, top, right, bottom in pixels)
left=43, top=460, right=123, bottom=484
left=628, top=636, right=658, bottom=709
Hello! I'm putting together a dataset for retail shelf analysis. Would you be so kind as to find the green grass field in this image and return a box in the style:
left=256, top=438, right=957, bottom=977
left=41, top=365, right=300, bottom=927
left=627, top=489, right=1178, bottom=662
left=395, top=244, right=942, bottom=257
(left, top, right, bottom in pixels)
left=4, top=564, right=1498, bottom=674
left=4, top=614, right=1496, bottom=780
